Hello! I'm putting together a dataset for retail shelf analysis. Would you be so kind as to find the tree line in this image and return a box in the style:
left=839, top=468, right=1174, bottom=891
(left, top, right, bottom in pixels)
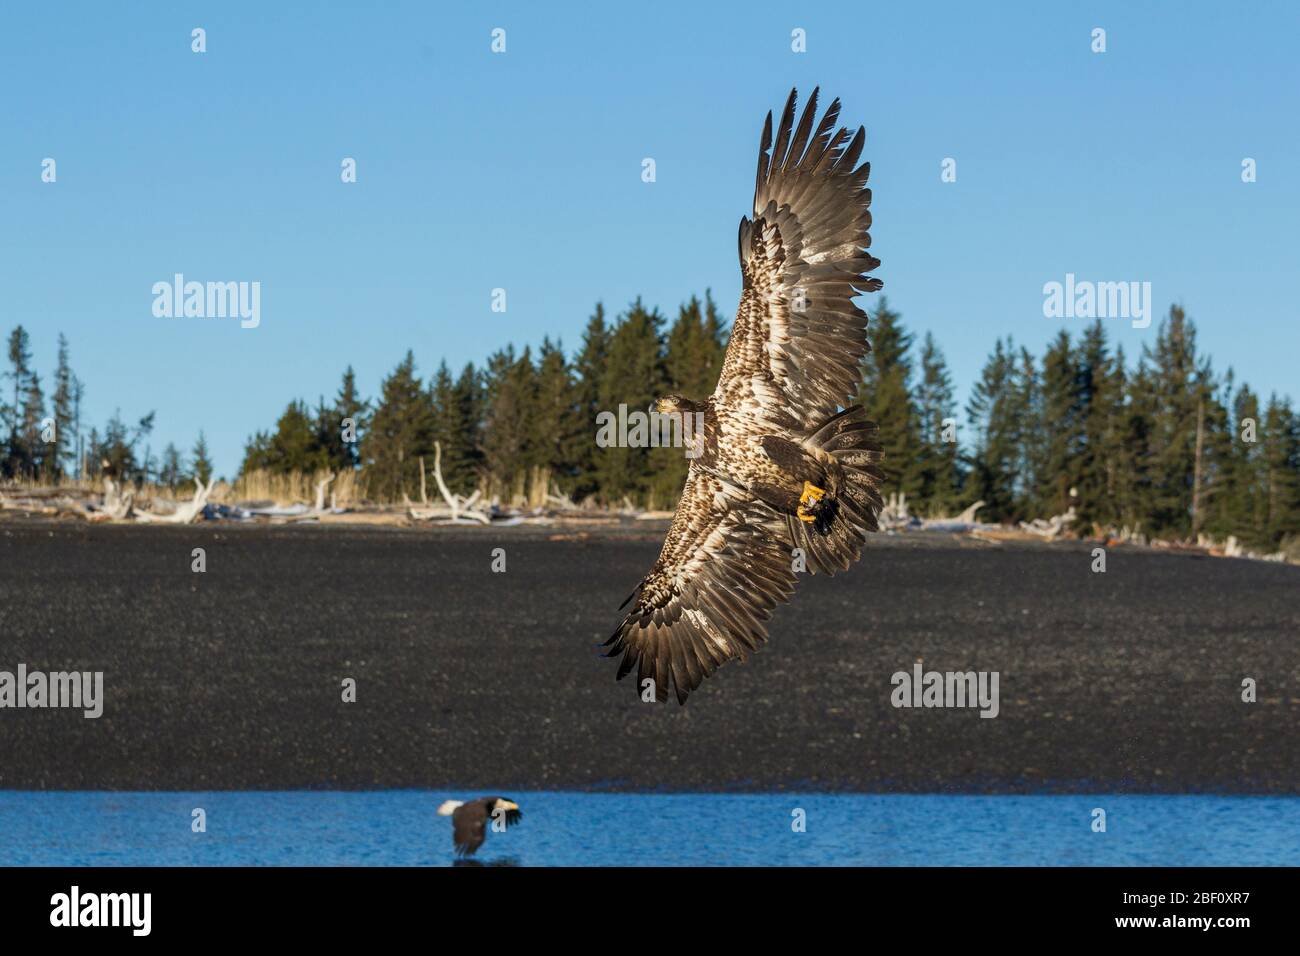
left=235, top=295, right=1300, bottom=550
left=858, top=301, right=1299, bottom=551
left=240, top=294, right=728, bottom=510
left=7, top=296, right=1298, bottom=551
left=2, top=326, right=214, bottom=489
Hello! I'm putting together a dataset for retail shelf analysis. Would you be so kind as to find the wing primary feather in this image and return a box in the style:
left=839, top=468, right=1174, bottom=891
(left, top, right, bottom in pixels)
left=837, top=126, right=866, bottom=172
left=769, top=89, right=798, bottom=183
left=753, top=111, right=773, bottom=201
left=782, top=86, right=819, bottom=173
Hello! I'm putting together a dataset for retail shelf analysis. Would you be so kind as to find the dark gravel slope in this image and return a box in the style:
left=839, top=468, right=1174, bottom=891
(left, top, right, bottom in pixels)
left=1, top=521, right=1296, bottom=792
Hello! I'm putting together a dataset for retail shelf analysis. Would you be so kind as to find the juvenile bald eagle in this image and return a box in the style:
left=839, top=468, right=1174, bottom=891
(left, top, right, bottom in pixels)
left=437, top=797, right=522, bottom=857
left=604, top=88, right=885, bottom=704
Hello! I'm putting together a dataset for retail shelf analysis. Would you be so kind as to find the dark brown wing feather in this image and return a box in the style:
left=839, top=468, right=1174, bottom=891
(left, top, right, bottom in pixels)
left=717, top=87, right=881, bottom=423
left=603, top=470, right=797, bottom=704
left=451, top=801, right=488, bottom=857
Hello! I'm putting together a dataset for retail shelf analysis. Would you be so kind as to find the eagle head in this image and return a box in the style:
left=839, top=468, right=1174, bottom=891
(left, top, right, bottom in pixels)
left=653, top=394, right=700, bottom=416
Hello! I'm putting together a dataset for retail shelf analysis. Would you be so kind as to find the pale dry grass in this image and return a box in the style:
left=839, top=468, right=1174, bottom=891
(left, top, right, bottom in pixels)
left=219, top=468, right=367, bottom=507
left=0, top=475, right=99, bottom=493
left=462, top=465, right=552, bottom=508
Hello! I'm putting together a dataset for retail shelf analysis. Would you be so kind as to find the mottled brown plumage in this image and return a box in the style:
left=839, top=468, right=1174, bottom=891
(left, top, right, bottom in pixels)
left=603, top=88, right=886, bottom=704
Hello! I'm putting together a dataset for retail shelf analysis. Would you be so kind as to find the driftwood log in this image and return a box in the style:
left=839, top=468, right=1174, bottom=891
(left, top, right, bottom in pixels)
left=133, top=477, right=215, bottom=524
left=101, top=477, right=136, bottom=520
left=406, top=443, right=491, bottom=525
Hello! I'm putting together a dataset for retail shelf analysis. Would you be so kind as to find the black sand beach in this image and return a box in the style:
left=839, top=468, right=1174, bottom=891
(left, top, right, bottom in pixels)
left=1, top=520, right=1296, bottom=793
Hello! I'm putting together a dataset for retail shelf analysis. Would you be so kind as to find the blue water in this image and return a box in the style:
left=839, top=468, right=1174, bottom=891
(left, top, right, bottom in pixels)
left=1, top=792, right=1297, bottom=866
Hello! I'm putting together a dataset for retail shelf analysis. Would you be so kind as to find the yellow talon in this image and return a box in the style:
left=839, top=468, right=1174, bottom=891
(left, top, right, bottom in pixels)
left=797, top=481, right=825, bottom=522
left=799, top=481, right=826, bottom=506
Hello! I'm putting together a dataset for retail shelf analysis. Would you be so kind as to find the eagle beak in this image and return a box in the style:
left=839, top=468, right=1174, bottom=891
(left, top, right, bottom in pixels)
left=500, top=800, right=519, bottom=811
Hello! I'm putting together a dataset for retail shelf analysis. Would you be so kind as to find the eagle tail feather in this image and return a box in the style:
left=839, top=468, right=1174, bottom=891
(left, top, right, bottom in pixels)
left=788, top=405, right=883, bottom=573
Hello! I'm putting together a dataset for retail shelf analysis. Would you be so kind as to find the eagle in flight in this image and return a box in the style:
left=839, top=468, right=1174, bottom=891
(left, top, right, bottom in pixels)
left=438, top=797, right=522, bottom=857
left=604, top=88, right=885, bottom=704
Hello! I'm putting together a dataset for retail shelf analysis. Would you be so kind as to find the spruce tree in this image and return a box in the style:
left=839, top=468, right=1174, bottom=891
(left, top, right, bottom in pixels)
left=1143, top=306, right=1213, bottom=537
left=595, top=299, right=666, bottom=506
left=191, top=430, right=214, bottom=485
left=913, top=332, right=962, bottom=515
left=71, top=374, right=85, bottom=480
left=139, top=444, right=156, bottom=485
left=4, top=326, right=34, bottom=478
left=49, top=334, right=75, bottom=482
left=1117, top=356, right=1159, bottom=532
left=1074, top=321, right=1123, bottom=530
left=1211, top=381, right=1260, bottom=541
left=964, top=337, right=1020, bottom=521
left=96, top=410, right=155, bottom=483
left=361, top=351, right=434, bottom=502
left=311, top=397, right=343, bottom=474
left=481, top=346, right=537, bottom=502
left=240, top=430, right=272, bottom=474
left=1195, top=377, right=1235, bottom=540
left=22, top=371, right=47, bottom=481
left=444, top=363, right=484, bottom=496
left=428, top=360, right=457, bottom=481
left=1002, top=346, right=1042, bottom=519
left=1035, top=331, right=1080, bottom=517
left=532, top=337, right=581, bottom=496
left=240, top=399, right=328, bottom=475
left=1262, top=395, right=1300, bottom=547
left=334, top=366, right=368, bottom=470
left=159, top=443, right=185, bottom=491
left=280, top=400, right=327, bottom=472
left=856, top=298, right=921, bottom=500
left=570, top=304, right=611, bottom=503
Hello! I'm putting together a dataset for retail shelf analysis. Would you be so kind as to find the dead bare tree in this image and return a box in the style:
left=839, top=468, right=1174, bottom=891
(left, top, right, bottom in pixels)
left=406, top=443, right=490, bottom=524
left=101, top=476, right=135, bottom=520
left=313, top=472, right=334, bottom=513
left=133, top=476, right=215, bottom=524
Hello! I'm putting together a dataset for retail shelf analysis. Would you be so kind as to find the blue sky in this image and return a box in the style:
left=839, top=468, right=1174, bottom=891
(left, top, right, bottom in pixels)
left=4, top=1, right=1297, bottom=475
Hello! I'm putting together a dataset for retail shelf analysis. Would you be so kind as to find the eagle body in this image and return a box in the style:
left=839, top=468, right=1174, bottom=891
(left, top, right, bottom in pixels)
left=674, top=398, right=790, bottom=493
left=437, top=796, right=522, bottom=857
left=605, top=88, right=885, bottom=704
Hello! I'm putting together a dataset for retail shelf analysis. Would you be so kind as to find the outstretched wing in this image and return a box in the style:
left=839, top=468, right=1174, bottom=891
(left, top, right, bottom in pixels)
left=714, top=87, right=881, bottom=425
left=452, top=806, right=487, bottom=857
left=490, top=799, right=523, bottom=829
left=603, top=469, right=797, bottom=704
